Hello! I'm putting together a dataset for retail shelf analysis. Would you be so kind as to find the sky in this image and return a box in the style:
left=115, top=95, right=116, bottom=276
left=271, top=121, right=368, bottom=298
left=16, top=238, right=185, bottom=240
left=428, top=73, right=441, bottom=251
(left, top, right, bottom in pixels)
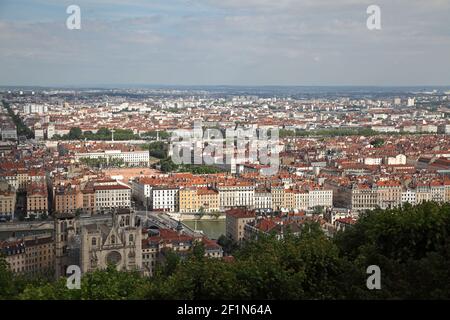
left=0, top=0, right=450, bottom=87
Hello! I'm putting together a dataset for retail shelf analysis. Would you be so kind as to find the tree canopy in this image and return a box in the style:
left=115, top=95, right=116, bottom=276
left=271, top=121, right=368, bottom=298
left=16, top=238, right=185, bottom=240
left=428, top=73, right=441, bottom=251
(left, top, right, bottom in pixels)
left=1, top=202, right=449, bottom=300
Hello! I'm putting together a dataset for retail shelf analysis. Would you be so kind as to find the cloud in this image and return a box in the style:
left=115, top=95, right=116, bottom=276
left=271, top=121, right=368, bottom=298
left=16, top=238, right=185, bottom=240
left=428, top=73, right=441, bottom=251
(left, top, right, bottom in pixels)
left=0, top=0, right=449, bottom=86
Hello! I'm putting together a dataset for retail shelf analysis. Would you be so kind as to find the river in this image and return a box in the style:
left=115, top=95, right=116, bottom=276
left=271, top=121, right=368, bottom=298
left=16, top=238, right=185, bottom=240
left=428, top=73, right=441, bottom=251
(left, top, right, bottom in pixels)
left=183, top=220, right=226, bottom=240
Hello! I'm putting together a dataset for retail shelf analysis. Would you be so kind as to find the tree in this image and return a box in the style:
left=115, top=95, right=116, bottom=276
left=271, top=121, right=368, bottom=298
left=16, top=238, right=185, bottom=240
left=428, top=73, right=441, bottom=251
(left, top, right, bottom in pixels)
left=312, top=206, right=325, bottom=215
left=142, top=141, right=168, bottom=159
left=334, top=202, right=450, bottom=299
left=371, top=138, right=385, bottom=148
left=2, top=101, right=34, bottom=139
left=159, top=158, right=178, bottom=173
left=0, top=255, right=16, bottom=299
left=68, top=127, right=83, bottom=140
left=4, top=202, right=450, bottom=300
left=96, top=128, right=112, bottom=140
left=217, top=235, right=238, bottom=254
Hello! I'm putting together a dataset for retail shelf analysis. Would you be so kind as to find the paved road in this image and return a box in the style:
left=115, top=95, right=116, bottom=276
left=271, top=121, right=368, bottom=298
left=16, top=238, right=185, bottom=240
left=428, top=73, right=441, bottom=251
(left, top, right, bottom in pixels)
left=0, top=212, right=202, bottom=237
left=0, top=221, right=54, bottom=232
left=136, top=211, right=202, bottom=237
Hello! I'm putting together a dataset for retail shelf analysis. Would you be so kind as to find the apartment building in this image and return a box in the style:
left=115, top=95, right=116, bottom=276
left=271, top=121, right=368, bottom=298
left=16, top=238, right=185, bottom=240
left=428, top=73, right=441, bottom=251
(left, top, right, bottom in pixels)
left=280, top=187, right=332, bottom=211
left=130, top=177, right=153, bottom=206
left=217, top=182, right=255, bottom=210
left=0, top=240, right=26, bottom=273
left=283, top=189, right=296, bottom=210
left=1, top=235, right=55, bottom=275
left=0, top=183, right=16, bottom=218
left=142, top=228, right=223, bottom=277
left=197, top=187, right=219, bottom=212
left=430, top=181, right=446, bottom=202
left=401, top=189, right=417, bottom=205
left=54, top=184, right=82, bottom=214
left=24, top=236, right=55, bottom=275
left=225, top=208, right=256, bottom=243
left=74, top=149, right=150, bottom=166
left=26, top=182, right=48, bottom=218
left=179, top=187, right=198, bottom=213
left=82, top=185, right=96, bottom=214
left=254, top=187, right=272, bottom=211
left=17, top=169, right=46, bottom=192
left=270, top=185, right=284, bottom=211
left=94, top=180, right=131, bottom=212
left=350, top=185, right=378, bottom=211
left=308, top=189, right=333, bottom=208
left=152, top=186, right=179, bottom=212
left=386, top=154, right=407, bottom=165
left=0, top=172, right=18, bottom=191
left=375, top=180, right=403, bottom=209
left=295, top=191, right=309, bottom=211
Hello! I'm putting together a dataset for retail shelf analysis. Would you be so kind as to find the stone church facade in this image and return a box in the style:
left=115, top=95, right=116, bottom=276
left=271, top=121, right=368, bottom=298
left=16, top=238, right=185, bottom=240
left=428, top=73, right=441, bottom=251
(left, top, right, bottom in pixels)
left=80, top=208, right=142, bottom=273
left=55, top=208, right=143, bottom=277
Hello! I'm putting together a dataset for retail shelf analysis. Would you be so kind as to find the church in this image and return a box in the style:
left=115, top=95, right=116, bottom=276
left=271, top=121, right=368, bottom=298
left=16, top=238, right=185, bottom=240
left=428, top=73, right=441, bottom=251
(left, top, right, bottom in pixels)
left=80, top=208, right=143, bottom=273
left=55, top=208, right=143, bottom=277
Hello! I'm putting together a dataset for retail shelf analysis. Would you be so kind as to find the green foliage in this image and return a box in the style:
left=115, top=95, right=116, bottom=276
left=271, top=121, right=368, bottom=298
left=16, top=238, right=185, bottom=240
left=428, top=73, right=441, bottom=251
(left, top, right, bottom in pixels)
left=181, top=164, right=225, bottom=174
left=158, top=160, right=225, bottom=174
left=3, top=202, right=450, bottom=300
left=68, top=127, right=83, bottom=140
left=79, top=157, right=108, bottom=168
left=55, top=127, right=139, bottom=141
left=280, top=127, right=378, bottom=137
left=158, top=158, right=178, bottom=173
left=142, top=141, right=167, bottom=159
left=18, top=266, right=148, bottom=300
left=334, top=202, right=450, bottom=299
left=279, top=129, right=297, bottom=138
left=307, top=128, right=377, bottom=137
left=217, top=235, right=238, bottom=255
left=0, top=255, right=16, bottom=299
left=142, top=131, right=170, bottom=140
left=371, top=138, right=385, bottom=148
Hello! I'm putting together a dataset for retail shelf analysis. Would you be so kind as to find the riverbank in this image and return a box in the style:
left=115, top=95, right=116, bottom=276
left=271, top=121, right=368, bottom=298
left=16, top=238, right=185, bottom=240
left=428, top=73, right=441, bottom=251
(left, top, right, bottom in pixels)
left=167, top=212, right=226, bottom=221
left=183, top=220, right=226, bottom=240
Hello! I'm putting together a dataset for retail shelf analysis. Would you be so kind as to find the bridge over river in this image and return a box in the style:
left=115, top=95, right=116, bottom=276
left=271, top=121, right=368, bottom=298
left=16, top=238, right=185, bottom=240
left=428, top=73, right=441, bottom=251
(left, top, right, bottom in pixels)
left=0, top=221, right=54, bottom=232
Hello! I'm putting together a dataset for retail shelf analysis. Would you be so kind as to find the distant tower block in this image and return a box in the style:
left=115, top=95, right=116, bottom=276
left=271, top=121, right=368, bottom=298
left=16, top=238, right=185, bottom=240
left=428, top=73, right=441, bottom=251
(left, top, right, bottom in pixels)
left=111, top=129, right=115, bottom=142
left=156, top=131, right=160, bottom=141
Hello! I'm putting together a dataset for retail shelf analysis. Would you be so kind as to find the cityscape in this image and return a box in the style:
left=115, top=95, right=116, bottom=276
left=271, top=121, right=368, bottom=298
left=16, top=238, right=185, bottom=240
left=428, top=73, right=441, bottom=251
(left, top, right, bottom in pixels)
left=1, top=0, right=450, bottom=306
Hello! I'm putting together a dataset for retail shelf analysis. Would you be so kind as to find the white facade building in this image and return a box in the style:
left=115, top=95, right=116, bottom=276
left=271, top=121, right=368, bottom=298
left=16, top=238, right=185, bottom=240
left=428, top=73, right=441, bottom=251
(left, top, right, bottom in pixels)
left=75, top=150, right=150, bottom=166
left=364, top=157, right=383, bottom=165
left=401, top=189, right=416, bottom=205
left=94, top=182, right=131, bottom=212
left=152, top=187, right=179, bottom=212
left=386, top=154, right=407, bottom=165
left=308, top=190, right=333, bottom=208
left=217, top=183, right=255, bottom=210
left=253, top=191, right=272, bottom=210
